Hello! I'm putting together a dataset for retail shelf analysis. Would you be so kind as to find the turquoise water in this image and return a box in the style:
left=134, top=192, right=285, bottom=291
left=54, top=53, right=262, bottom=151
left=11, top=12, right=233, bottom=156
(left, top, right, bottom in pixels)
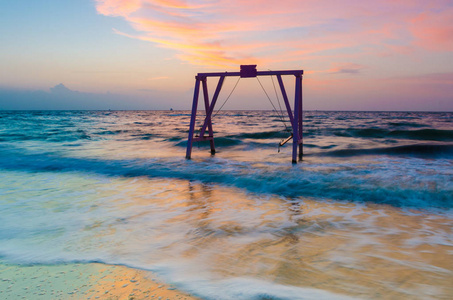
left=0, top=110, right=452, bottom=299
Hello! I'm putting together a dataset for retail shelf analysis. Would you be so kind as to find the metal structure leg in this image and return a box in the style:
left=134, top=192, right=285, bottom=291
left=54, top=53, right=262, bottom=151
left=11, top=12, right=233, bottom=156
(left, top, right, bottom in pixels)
left=186, top=77, right=201, bottom=159
left=199, top=76, right=225, bottom=136
left=297, top=75, right=303, bottom=160
left=292, top=75, right=301, bottom=163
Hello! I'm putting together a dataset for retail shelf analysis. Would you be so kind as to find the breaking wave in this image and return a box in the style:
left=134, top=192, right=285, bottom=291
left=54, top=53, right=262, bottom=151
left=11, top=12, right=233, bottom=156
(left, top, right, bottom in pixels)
left=0, top=145, right=451, bottom=209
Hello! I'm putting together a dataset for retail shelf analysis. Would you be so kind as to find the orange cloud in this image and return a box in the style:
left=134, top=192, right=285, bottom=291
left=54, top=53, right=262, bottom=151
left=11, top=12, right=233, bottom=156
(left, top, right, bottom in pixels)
left=129, top=17, right=202, bottom=37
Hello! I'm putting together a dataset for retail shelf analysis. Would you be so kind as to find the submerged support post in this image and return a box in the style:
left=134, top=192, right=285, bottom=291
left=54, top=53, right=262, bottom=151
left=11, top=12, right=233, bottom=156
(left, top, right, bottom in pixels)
left=276, top=75, right=294, bottom=126
left=292, top=74, right=301, bottom=163
left=186, top=76, right=201, bottom=159
left=201, top=78, right=216, bottom=154
left=199, top=76, right=225, bottom=137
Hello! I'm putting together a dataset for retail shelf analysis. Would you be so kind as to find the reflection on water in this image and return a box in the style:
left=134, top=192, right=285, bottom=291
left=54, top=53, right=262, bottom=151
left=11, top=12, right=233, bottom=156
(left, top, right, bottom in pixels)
left=166, top=181, right=452, bottom=299
left=0, top=170, right=452, bottom=299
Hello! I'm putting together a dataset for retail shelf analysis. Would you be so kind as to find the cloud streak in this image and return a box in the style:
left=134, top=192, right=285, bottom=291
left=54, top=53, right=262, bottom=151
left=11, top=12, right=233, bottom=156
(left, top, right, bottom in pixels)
left=328, top=63, right=366, bottom=74
left=95, top=0, right=453, bottom=68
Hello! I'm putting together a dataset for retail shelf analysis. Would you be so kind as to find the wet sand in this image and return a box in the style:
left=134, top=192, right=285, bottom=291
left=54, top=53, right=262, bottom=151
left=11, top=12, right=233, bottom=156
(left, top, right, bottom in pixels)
left=0, top=262, right=198, bottom=299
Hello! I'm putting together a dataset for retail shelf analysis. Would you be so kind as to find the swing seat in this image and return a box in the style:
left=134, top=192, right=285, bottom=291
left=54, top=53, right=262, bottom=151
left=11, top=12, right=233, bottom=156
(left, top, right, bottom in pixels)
left=279, top=134, right=293, bottom=147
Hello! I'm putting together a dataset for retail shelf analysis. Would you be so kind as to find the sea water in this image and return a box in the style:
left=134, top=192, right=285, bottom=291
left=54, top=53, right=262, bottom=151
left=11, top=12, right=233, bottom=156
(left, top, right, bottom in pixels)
left=0, top=110, right=452, bottom=299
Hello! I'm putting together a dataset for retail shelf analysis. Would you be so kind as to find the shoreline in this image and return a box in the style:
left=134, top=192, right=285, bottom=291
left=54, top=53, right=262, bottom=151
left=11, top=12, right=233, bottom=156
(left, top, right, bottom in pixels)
left=0, top=261, right=199, bottom=299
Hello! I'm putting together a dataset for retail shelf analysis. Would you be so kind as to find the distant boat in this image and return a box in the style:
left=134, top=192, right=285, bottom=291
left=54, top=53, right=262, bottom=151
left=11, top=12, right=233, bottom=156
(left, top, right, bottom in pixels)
left=170, top=108, right=173, bottom=111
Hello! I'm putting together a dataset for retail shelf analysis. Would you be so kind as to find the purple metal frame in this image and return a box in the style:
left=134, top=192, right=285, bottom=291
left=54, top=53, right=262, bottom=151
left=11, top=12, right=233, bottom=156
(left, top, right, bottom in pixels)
left=186, top=65, right=304, bottom=163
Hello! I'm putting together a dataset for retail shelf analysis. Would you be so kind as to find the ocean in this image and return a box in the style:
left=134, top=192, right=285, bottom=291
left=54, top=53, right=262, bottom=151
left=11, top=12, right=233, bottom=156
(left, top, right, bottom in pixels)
left=0, top=110, right=452, bottom=299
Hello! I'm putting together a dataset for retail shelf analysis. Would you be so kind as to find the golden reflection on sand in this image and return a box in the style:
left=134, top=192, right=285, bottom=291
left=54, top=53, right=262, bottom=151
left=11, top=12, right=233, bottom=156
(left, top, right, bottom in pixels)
left=0, top=262, right=198, bottom=300
left=84, top=264, right=198, bottom=300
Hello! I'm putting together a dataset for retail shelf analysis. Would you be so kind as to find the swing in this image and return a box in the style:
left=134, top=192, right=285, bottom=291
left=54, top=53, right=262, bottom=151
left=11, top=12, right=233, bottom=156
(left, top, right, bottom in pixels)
left=255, top=74, right=294, bottom=152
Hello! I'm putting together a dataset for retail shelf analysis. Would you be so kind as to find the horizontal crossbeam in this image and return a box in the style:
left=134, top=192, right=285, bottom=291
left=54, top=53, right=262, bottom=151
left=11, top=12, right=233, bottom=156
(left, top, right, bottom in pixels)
left=197, top=70, right=303, bottom=78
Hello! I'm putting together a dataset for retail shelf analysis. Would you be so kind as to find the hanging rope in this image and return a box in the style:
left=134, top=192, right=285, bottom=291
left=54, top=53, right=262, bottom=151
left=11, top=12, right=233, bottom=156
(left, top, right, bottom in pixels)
left=212, top=76, right=241, bottom=120
left=256, top=76, right=290, bottom=132
left=269, top=74, right=291, bottom=132
left=258, top=73, right=294, bottom=153
left=196, top=76, right=241, bottom=135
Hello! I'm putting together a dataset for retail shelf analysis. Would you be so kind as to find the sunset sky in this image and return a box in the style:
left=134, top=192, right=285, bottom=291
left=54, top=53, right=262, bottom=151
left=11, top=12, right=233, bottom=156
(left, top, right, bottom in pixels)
left=1, top=0, right=452, bottom=110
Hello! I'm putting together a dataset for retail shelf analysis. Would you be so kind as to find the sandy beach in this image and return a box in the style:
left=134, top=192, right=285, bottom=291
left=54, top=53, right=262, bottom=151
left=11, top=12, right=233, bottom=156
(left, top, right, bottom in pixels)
left=0, top=262, right=198, bottom=300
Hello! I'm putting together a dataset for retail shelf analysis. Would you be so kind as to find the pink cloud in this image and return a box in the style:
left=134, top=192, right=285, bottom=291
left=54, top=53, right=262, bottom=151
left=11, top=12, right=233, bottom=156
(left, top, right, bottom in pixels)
left=148, top=76, right=169, bottom=80
left=95, top=0, right=453, bottom=67
left=150, top=0, right=202, bottom=9
left=327, top=63, right=366, bottom=74
left=95, top=0, right=141, bottom=16
left=409, top=8, right=453, bottom=51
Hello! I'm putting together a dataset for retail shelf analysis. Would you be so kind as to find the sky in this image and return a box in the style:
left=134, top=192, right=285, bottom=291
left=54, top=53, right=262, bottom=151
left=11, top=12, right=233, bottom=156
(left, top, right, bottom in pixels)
left=0, top=0, right=452, bottom=111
